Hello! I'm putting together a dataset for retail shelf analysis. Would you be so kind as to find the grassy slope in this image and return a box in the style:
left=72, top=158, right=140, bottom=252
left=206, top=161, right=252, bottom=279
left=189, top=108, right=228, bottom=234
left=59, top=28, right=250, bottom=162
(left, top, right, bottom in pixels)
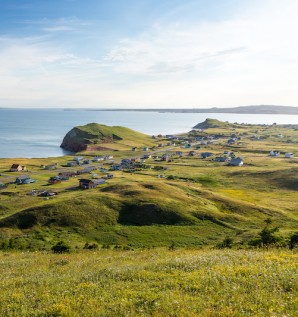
left=0, top=249, right=297, bottom=317
left=72, top=123, right=154, bottom=149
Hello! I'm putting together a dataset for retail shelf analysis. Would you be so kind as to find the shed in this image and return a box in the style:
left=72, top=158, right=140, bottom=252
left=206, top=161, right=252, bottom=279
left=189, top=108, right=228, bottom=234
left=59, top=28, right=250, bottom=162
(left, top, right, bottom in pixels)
left=79, top=179, right=97, bottom=189
left=229, top=157, right=244, bottom=166
left=285, top=153, right=294, bottom=158
left=10, top=164, right=26, bottom=172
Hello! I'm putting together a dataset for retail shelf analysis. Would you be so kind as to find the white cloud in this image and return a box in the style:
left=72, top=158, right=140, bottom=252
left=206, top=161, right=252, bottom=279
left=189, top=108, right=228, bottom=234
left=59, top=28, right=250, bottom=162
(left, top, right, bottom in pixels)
left=1, top=0, right=298, bottom=107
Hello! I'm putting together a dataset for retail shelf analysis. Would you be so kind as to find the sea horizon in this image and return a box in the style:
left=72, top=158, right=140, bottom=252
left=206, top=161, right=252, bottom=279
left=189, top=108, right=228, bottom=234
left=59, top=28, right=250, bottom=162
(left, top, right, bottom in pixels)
left=0, top=108, right=297, bottom=159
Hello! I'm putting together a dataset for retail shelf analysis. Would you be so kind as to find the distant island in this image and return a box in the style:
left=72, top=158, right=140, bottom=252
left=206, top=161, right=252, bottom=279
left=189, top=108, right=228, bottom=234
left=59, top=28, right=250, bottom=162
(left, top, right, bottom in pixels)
left=83, top=105, right=298, bottom=115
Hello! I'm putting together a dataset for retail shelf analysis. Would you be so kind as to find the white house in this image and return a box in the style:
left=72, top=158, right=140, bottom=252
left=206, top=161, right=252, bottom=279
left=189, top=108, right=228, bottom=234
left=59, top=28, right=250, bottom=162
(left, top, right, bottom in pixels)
left=285, top=153, right=294, bottom=158
left=229, top=157, right=244, bottom=166
left=269, top=150, right=280, bottom=156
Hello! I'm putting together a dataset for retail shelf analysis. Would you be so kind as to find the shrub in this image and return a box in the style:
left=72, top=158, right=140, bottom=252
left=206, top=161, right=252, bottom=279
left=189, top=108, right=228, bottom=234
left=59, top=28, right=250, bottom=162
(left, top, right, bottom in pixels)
left=83, top=242, right=98, bottom=250
left=289, top=232, right=298, bottom=249
left=259, top=226, right=280, bottom=245
left=51, top=241, right=71, bottom=254
left=216, top=237, right=233, bottom=249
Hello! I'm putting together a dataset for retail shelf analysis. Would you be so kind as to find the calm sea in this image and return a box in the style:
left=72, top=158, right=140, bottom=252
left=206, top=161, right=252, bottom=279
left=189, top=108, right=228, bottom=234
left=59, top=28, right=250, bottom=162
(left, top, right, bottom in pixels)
left=0, top=109, right=297, bottom=158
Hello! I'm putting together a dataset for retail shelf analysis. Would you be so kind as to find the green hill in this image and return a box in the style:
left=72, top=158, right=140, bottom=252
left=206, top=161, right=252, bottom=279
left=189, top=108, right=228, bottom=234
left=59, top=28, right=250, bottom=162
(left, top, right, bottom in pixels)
left=0, top=180, right=296, bottom=249
left=60, top=123, right=153, bottom=152
left=192, top=118, right=236, bottom=130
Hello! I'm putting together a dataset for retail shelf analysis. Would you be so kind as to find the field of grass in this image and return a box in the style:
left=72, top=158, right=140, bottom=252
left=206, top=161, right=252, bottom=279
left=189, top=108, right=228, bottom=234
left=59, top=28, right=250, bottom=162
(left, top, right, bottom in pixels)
left=0, top=248, right=297, bottom=316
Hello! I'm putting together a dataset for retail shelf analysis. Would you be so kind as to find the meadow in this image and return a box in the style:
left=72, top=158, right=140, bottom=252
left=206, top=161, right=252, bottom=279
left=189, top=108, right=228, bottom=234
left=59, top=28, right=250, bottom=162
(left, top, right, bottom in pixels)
left=0, top=248, right=297, bottom=316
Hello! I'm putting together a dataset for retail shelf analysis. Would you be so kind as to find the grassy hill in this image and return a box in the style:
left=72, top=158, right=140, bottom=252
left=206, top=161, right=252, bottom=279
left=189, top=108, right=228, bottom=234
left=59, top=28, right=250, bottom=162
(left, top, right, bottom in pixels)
left=192, top=118, right=237, bottom=129
left=60, top=123, right=153, bottom=152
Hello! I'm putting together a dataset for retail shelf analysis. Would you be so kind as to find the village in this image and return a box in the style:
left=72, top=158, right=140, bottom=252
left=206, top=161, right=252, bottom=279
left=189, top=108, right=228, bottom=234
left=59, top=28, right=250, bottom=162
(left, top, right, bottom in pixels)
left=0, top=125, right=296, bottom=201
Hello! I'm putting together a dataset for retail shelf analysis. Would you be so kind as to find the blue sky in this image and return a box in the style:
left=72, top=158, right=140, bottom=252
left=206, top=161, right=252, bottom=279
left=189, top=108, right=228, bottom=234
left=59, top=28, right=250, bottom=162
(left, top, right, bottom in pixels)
left=0, top=0, right=297, bottom=108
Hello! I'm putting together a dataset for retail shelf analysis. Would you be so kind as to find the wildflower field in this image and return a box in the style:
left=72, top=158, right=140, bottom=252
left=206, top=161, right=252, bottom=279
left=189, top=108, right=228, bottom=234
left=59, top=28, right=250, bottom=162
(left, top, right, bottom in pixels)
left=0, top=248, right=297, bottom=316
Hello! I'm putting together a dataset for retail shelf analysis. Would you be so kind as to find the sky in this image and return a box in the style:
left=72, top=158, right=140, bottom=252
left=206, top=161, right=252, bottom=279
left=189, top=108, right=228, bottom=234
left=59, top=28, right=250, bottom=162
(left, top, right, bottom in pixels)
left=0, top=0, right=297, bottom=108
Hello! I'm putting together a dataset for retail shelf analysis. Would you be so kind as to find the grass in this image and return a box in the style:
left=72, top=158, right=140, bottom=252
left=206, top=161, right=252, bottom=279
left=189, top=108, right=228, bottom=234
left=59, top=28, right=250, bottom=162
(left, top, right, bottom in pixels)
left=0, top=248, right=297, bottom=316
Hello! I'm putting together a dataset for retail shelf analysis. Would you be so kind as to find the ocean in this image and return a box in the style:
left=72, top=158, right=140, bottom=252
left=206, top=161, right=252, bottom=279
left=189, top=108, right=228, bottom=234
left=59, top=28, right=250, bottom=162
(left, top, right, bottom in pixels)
left=0, top=108, right=297, bottom=158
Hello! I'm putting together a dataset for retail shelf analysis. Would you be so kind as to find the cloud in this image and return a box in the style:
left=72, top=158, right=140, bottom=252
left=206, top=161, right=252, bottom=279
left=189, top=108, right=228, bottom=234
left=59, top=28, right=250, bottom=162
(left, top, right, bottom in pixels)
left=1, top=0, right=298, bottom=108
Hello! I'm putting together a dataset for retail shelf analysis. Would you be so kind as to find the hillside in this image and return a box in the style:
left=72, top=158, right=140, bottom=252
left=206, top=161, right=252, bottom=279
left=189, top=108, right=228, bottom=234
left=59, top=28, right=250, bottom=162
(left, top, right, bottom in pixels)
left=60, top=123, right=152, bottom=152
left=192, top=118, right=236, bottom=129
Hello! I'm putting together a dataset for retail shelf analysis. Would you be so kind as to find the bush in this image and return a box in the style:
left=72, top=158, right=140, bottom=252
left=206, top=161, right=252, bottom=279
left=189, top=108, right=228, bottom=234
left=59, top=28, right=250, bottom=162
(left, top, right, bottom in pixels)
left=51, top=241, right=71, bottom=254
left=83, top=242, right=98, bottom=250
left=259, top=226, right=280, bottom=245
left=216, top=237, right=233, bottom=249
left=289, top=232, right=298, bottom=249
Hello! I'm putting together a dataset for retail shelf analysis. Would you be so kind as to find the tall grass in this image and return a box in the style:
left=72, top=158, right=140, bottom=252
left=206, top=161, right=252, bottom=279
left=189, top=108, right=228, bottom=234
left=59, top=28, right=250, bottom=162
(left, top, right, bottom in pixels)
left=0, top=248, right=297, bottom=316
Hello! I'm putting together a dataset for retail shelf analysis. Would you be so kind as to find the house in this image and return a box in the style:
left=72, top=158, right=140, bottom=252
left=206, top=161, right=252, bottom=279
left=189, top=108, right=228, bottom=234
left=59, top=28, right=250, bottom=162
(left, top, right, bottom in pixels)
left=229, top=157, right=244, bottom=166
left=83, top=159, right=92, bottom=165
left=58, top=171, right=76, bottom=179
left=270, top=150, right=280, bottom=157
left=67, top=161, right=77, bottom=167
left=131, top=157, right=140, bottom=163
left=48, top=176, right=61, bottom=184
left=39, top=190, right=58, bottom=197
left=77, top=166, right=97, bottom=175
left=214, top=157, right=229, bottom=162
left=143, top=154, right=151, bottom=159
left=79, top=179, right=97, bottom=189
left=201, top=152, right=213, bottom=159
left=10, top=164, right=26, bottom=172
left=93, top=156, right=104, bottom=162
left=44, top=164, right=58, bottom=170
left=227, top=138, right=236, bottom=145
left=188, top=151, right=196, bottom=156
left=111, top=164, right=123, bottom=171
left=285, top=153, right=294, bottom=158
left=15, top=175, right=35, bottom=184
left=121, top=158, right=131, bottom=165
left=132, top=147, right=137, bottom=151
left=100, top=168, right=108, bottom=173
left=161, top=154, right=170, bottom=161
left=176, top=151, right=183, bottom=157
left=184, top=144, right=192, bottom=149
left=93, top=178, right=106, bottom=185
left=74, top=156, right=83, bottom=162
left=143, top=147, right=149, bottom=151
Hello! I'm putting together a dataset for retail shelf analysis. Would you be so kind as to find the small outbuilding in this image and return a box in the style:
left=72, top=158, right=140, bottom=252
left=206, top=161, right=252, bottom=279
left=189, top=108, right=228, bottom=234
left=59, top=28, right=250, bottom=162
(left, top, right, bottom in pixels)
left=270, top=150, right=280, bottom=156
left=285, top=153, right=294, bottom=158
left=229, top=157, right=244, bottom=166
left=10, top=164, right=27, bottom=172
left=79, top=179, right=97, bottom=189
